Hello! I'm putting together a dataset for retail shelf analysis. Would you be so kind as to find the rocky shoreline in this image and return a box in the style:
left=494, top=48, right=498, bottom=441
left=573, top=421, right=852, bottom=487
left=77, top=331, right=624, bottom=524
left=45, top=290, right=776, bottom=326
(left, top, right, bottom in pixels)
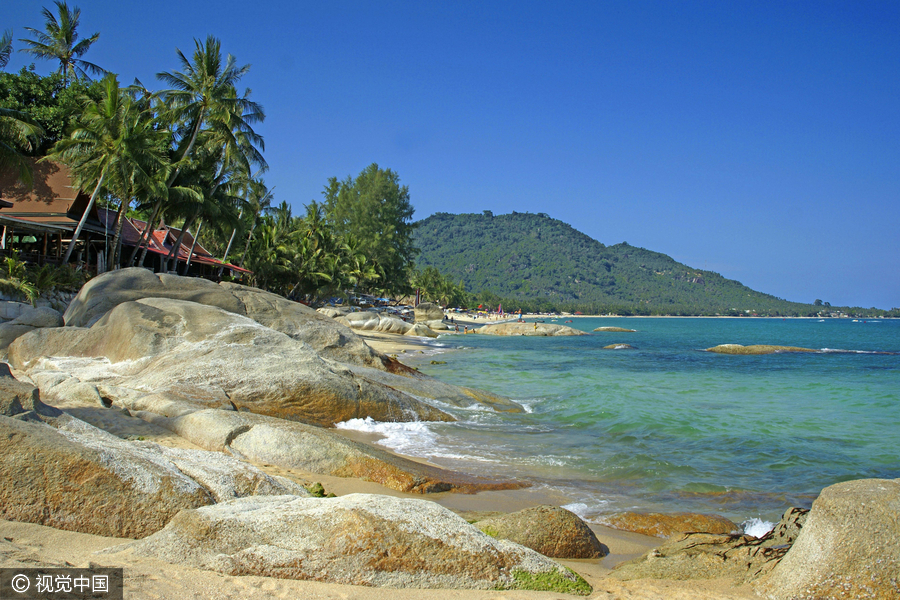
left=0, top=269, right=897, bottom=598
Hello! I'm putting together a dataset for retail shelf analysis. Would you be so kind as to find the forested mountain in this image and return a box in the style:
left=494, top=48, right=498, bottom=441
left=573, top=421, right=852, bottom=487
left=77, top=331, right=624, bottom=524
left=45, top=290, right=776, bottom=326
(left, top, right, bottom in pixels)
left=413, top=211, right=821, bottom=316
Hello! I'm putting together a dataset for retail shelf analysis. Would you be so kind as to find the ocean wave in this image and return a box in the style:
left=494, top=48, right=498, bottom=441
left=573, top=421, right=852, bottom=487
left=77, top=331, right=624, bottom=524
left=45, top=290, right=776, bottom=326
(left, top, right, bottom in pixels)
left=334, top=417, right=438, bottom=454
left=820, top=348, right=898, bottom=355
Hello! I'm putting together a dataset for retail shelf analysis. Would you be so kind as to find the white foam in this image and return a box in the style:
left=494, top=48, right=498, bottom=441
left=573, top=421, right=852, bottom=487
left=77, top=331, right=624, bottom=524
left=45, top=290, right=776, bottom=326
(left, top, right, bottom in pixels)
left=335, top=417, right=438, bottom=454
left=560, top=502, right=590, bottom=519
left=741, top=517, right=775, bottom=538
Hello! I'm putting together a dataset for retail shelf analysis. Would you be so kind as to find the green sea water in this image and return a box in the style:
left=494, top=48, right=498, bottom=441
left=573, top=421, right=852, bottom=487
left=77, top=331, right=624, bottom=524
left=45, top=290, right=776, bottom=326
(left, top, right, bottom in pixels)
left=341, top=317, right=900, bottom=528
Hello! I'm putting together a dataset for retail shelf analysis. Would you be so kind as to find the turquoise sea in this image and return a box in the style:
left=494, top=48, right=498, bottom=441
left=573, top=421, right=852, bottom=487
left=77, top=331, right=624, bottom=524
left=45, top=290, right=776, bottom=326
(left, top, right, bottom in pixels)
left=341, top=317, right=900, bottom=531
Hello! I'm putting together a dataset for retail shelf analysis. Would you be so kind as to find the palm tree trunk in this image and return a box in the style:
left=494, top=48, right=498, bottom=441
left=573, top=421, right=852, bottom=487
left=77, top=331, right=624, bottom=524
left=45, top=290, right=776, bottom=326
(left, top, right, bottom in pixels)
left=217, top=207, right=243, bottom=275
left=128, top=198, right=162, bottom=267
left=63, top=167, right=106, bottom=264
left=181, top=218, right=203, bottom=275
left=239, top=218, right=258, bottom=268
left=164, top=213, right=197, bottom=272
left=107, top=197, right=130, bottom=271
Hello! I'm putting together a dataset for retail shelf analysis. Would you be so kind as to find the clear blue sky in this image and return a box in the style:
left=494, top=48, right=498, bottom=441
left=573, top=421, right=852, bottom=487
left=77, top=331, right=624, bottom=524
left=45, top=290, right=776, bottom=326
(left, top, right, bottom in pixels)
left=6, top=1, right=898, bottom=308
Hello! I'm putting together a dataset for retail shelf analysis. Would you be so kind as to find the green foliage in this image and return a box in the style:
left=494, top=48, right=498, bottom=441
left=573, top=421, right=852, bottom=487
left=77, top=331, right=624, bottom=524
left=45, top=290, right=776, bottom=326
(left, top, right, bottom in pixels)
left=0, top=68, right=102, bottom=153
left=411, top=265, right=467, bottom=307
left=323, top=163, right=417, bottom=296
left=0, top=252, right=87, bottom=305
left=414, top=212, right=872, bottom=316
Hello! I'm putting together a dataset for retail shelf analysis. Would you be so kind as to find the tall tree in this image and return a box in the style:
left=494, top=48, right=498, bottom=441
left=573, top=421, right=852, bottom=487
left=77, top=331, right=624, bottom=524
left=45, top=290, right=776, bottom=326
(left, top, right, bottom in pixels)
left=156, top=36, right=261, bottom=179
left=19, top=2, right=103, bottom=87
left=46, top=73, right=165, bottom=264
left=323, top=163, right=417, bottom=295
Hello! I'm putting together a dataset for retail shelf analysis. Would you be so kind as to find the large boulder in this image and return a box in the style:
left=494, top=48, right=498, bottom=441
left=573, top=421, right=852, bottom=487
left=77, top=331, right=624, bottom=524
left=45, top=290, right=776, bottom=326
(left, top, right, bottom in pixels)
left=414, top=302, right=444, bottom=323
left=758, top=479, right=900, bottom=600
left=62, top=268, right=387, bottom=370
left=475, top=505, right=606, bottom=558
left=337, top=311, right=414, bottom=334
left=612, top=507, right=809, bottom=584
left=115, top=493, right=591, bottom=593
left=10, top=298, right=454, bottom=427
left=0, top=414, right=306, bottom=539
left=11, top=306, right=63, bottom=328
left=603, top=511, right=739, bottom=539
left=0, top=369, right=61, bottom=420
left=477, top=322, right=587, bottom=336
left=59, top=270, right=514, bottom=412
left=137, top=408, right=525, bottom=494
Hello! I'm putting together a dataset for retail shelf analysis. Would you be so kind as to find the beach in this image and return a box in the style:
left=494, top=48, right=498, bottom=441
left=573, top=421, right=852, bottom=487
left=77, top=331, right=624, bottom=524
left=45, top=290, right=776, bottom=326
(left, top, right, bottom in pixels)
left=3, top=285, right=896, bottom=599
left=0, top=382, right=758, bottom=599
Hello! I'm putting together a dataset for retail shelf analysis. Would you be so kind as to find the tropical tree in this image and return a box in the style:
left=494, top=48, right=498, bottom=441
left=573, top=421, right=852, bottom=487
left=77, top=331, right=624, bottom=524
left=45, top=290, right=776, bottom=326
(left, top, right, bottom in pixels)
left=323, top=163, right=417, bottom=296
left=0, top=29, right=12, bottom=69
left=156, top=36, right=262, bottom=181
left=0, top=106, right=44, bottom=186
left=18, top=1, right=103, bottom=87
left=46, top=73, right=167, bottom=264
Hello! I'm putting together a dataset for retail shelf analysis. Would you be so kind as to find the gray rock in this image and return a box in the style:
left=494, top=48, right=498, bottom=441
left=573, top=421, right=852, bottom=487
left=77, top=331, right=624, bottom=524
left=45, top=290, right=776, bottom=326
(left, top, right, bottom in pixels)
left=63, top=268, right=388, bottom=370
left=475, top=505, right=606, bottom=558
left=142, top=409, right=526, bottom=494
left=758, top=479, right=900, bottom=599
left=58, top=270, right=514, bottom=413
left=0, top=371, right=61, bottom=420
left=477, top=322, right=587, bottom=336
left=116, top=493, right=591, bottom=593
left=0, top=414, right=306, bottom=539
left=414, top=302, right=444, bottom=323
left=11, top=306, right=63, bottom=328
left=0, top=301, right=31, bottom=321
left=337, top=311, right=414, bottom=334
left=0, top=323, right=36, bottom=355
left=11, top=298, right=454, bottom=427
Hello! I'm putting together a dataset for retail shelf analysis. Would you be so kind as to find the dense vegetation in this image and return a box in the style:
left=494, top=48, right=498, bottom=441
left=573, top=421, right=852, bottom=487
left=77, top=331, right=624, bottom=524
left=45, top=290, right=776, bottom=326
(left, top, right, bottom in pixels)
left=414, top=212, right=893, bottom=317
left=1, top=3, right=415, bottom=303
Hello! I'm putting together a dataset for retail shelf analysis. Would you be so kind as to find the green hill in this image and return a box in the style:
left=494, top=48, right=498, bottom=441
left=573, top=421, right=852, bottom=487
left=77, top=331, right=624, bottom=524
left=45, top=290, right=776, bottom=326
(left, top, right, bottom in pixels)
left=413, top=211, right=819, bottom=316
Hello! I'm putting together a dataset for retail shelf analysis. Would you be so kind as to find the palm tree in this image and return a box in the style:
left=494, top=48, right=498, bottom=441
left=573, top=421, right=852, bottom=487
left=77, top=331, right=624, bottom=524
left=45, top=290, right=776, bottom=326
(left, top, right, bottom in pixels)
left=18, top=2, right=104, bottom=87
left=0, top=29, right=12, bottom=69
left=156, top=36, right=263, bottom=181
left=46, top=73, right=166, bottom=264
left=0, top=107, right=44, bottom=186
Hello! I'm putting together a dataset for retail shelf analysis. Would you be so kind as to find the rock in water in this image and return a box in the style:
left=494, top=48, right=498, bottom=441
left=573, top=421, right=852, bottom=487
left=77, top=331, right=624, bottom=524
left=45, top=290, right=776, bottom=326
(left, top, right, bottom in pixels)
left=706, top=344, right=817, bottom=355
left=475, top=505, right=606, bottom=558
left=593, top=326, right=637, bottom=332
left=758, top=479, right=900, bottom=600
left=603, top=511, right=738, bottom=538
left=117, top=494, right=591, bottom=593
left=477, top=323, right=587, bottom=336
left=612, top=507, right=809, bottom=584
left=10, top=298, right=453, bottom=427
left=140, top=409, right=525, bottom=494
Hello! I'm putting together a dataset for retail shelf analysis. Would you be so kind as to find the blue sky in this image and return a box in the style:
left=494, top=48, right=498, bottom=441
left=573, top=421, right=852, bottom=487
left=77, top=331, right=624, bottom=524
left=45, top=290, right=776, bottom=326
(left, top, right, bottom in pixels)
left=5, top=1, right=898, bottom=308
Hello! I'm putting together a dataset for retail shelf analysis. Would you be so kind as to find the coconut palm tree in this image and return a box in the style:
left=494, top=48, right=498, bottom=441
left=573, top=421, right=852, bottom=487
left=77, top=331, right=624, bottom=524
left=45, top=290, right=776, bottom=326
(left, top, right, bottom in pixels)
left=46, top=73, right=166, bottom=264
left=18, top=2, right=104, bottom=87
left=0, top=29, right=13, bottom=69
left=156, top=36, right=263, bottom=180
